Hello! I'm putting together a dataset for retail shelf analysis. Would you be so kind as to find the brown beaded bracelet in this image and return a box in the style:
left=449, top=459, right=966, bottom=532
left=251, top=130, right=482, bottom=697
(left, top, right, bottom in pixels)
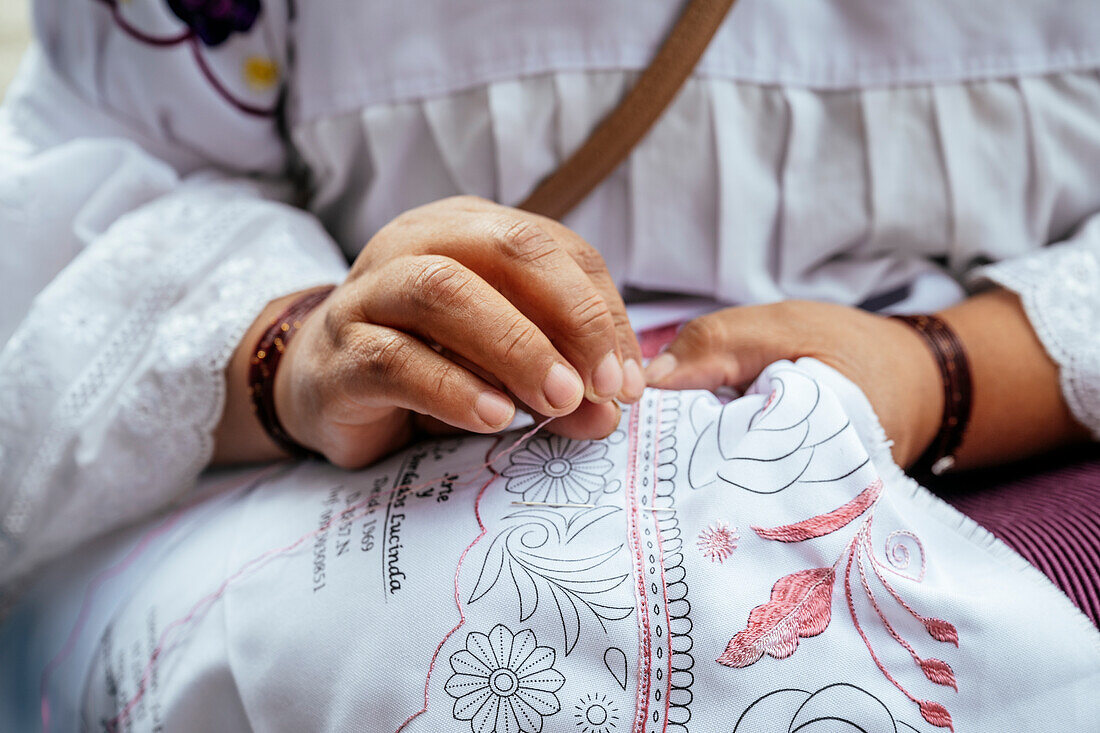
left=890, top=314, right=974, bottom=475
left=249, top=286, right=336, bottom=457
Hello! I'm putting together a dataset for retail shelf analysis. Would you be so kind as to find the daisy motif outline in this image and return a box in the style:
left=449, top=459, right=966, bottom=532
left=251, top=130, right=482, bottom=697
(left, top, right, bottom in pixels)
left=501, top=435, right=613, bottom=505
left=445, top=624, right=566, bottom=733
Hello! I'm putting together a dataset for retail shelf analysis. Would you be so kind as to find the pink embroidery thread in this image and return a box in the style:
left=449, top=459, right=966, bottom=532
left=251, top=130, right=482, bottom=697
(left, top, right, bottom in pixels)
left=843, top=528, right=955, bottom=731
left=650, top=396, right=674, bottom=733
left=856, top=544, right=957, bottom=691
left=38, top=464, right=288, bottom=733
left=623, top=403, right=653, bottom=733
left=697, top=521, right=739, bottom=563
left=717, top=567, right=835, bottom=667
left=862, top=531, right=959, bottom=647
left=750, top=479, right=882, bottom=543
left=94, top=420, right=552, bottom=733
left=721, top=477, right=959, bottom=731
left=882, top=530, right=926, bottom=582
left=395, top=439, right=503, bottom=733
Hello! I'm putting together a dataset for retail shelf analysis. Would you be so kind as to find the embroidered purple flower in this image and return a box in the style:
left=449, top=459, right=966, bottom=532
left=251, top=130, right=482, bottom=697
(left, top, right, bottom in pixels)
left=166, top=0, right=262, bottom=47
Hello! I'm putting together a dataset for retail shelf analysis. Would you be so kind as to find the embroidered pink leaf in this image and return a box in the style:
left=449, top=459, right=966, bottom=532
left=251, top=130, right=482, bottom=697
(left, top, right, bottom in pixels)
left=919, top=700, right=954, bottom=731
left=751, top=479, right=883, bottom=543
left=717, top=567, right=835, bottom=668
left=919, top=658, right=958, bottom=691
left=924, top=617, right=959, bottom=646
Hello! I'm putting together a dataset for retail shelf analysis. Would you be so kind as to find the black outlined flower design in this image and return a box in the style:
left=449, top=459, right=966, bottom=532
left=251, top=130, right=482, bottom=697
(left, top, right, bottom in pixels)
left=574, top=692, right=620, bottom=732
left=502, top=436, right=612, bottom=505
left=733, top=683, right=926, bottom=732
left=445, top=625, right=566, bottom=733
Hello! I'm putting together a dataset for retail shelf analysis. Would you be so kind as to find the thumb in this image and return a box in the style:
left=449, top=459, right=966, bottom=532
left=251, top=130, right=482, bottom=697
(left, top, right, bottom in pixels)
left=644, top=306, right=805, bottom=391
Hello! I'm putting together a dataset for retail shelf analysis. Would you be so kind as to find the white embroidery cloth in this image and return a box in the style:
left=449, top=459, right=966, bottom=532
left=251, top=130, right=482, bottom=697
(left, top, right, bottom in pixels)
left=2, top=360, right=1097, bottom=732
left=4, top=1, right=1100, bottom=591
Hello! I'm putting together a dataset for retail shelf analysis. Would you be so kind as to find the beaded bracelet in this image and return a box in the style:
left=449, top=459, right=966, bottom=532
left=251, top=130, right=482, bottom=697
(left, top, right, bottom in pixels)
left=249, top=286, right=336, bottom=457
left=890, top=314, right=974, bottom=475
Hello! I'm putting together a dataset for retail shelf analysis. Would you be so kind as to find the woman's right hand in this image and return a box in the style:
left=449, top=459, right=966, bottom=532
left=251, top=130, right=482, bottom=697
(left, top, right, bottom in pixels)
left=252, top=196, right=643, bottom=469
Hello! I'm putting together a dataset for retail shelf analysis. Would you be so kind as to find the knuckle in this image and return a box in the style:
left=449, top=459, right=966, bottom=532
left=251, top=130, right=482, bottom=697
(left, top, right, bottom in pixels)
left=361, top=331, right=413, bottom=381
left=322, top=294, right=357, bottom=345
left=494, top=218, right=559, bottom=265
left=565, top=291, right=614, bottom=339
left=408, top=256, right=472, bottom=311
left=677, top=316, right=726, bottom=353
left=426, top=362, right=458, bottom=403
left=491, top=312, right=540, bottom=362
left=571, top=242, right=609, bottom=274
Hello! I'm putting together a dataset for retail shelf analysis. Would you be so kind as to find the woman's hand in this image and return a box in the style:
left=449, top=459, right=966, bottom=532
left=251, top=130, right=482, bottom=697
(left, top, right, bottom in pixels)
left=216, top=196, right=644, bottom=469
left=644, top=293, right=1089, bottom=470
left=643, top=300, right=943, bottom=466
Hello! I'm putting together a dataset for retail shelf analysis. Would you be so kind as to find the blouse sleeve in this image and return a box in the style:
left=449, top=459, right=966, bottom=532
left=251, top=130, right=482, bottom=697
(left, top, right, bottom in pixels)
left=971, top=213, right=1100, bottom=440
left=0, top=1, right=348, bottom=585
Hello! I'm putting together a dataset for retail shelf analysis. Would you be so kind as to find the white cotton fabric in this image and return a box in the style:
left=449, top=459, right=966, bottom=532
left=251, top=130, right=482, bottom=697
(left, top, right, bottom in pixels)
left=2, top=0, right=1100, bottom=591
left=0, top=47, right=348, bottom=586
left=287, top=0, right=1100, bottom=116
left=3, top=364, right=1098, bottom=732
left=297, top=69, right=1100, bottom=309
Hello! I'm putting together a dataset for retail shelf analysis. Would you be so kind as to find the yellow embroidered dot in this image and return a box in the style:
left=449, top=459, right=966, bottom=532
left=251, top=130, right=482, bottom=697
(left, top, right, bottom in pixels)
left=242, top=56, right=279, bottom=91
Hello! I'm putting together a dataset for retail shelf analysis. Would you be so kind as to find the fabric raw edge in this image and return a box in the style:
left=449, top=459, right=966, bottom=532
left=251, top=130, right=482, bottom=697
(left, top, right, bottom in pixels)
left=793, top=356, right=1100, bottom=647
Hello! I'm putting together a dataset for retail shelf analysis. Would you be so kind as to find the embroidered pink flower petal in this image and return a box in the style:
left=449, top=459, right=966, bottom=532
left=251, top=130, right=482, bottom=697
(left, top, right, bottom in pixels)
left=924, top=617, right=960, bottom=646
left=920, top=658, right=958, bottom=691
left=717, top=567, right=835, bottom=668
left=751, top=479, right=883, bottom=543
left=919, top=700, right=954, bottom=731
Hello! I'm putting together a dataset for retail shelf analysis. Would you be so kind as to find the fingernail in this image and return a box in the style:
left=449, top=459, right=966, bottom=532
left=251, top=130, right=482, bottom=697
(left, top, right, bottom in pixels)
left=645, top=353, right=677, bottom=384
left=543, top=363, right=584, bottom=410
left=621, top=358, right=645, bottom=401
left=592, top=351, right=624, bottom=399
left=475, top=391, right=514, bottom=428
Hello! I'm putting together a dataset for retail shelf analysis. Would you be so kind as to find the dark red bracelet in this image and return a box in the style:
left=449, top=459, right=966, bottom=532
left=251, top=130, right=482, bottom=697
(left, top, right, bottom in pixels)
left=249, top=286, right=336, bottom=457
left=890, top=314, right=974, bottom=475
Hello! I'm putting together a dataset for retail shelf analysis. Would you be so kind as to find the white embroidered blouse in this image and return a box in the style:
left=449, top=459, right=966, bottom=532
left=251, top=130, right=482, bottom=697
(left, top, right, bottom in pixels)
left=1, top=0, right=1099, bottom=585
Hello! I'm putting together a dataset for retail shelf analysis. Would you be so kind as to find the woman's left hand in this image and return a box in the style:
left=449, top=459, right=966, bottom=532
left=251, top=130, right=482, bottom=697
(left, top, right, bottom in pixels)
left=644, top=301, right=944, bottom=467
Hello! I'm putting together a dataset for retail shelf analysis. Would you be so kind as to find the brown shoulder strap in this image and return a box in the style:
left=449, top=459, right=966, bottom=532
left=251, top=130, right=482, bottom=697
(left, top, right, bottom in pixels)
left=519, top=0, right=739, bottom=220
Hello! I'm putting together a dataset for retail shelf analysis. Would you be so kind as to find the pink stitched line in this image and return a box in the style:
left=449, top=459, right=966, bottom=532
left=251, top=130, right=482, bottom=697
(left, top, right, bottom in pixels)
left=856, top=530, right=920, bottom=663
left=649, top=396, right=673, bottom=733
left=623, top=403, right=651, bottom=733
left=103, top=420, right=552, bottom=731
left=394, top=438, right=504, bottom=732
left=38, top=463, right=287, bottom=733
left=881, top=530, right=926, bottom=581
left=751, top=479, right=883, bottom=543
left=863, top=531, right=932, bottom=625
left=843, top=536, right=919, bottom=705
left=862, top=529, right=959, bottom=648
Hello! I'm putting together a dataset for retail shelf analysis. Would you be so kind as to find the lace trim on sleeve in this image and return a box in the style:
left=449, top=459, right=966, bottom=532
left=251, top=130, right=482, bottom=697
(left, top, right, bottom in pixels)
left=0, top=188, right=345, bottom=582
left=971, top=219, right=1100, bottom=440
